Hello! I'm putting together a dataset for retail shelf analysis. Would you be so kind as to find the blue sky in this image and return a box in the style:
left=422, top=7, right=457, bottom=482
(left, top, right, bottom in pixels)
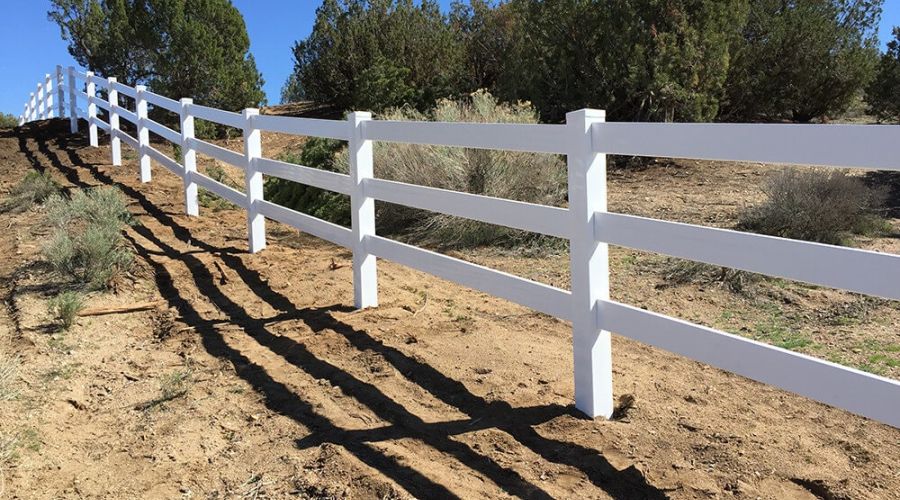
left=1, top=0, right=898, bottom=116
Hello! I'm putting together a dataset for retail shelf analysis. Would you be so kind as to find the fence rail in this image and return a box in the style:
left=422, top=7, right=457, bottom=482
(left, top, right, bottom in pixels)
left=16, top=66, right=900, bottom=429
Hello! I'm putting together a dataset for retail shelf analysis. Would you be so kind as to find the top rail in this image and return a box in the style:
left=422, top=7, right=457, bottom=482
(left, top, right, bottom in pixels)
left=188, top=103, right=244, bottom=129
left=364, top=121, right=571, bottom=154
left=110, top=81, right=136, bottom=99
left=89, top=75, right=110, bottom=90
left=252, top=114, right=348, bottom=140
left=592, top=122, right=900, bottom=170
left=143, top=91, right=181, bottom=113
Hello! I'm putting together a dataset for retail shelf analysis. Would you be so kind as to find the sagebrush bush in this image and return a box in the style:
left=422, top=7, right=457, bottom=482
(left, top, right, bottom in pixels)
left=738, top=168, right=889, bottom=245
left=3, top=171, right=60, bottom=213
left=199, top=164, right=239, bottom=211
left=48, top=291, right=84, bottom=330
left=43, top=187, right=134, bottom=290
left=266, top=91, right=567, bottom=248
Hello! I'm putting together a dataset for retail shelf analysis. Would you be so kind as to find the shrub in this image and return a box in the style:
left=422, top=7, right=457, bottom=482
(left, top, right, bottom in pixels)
left=267, top=91, right=567, bottom=248
left=0, top=113, right=18, bottom=128
left=48, top=291, right=84, bottom=330
left=661, top=259, right=761, bottom=295
left=43, top=187, right=134, bottom=290
left=738, top=169, right=888, bottom=245
left=198, top=164, right=240, bottom=211
left=2, top=171, right=60, bottom=213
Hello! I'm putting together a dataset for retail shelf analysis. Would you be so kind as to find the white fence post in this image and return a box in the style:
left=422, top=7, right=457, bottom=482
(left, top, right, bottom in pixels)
left=86, top=72, right=98, bottom=147
left=108, top=77, right=121, bottom=166
left=135, top=85, right=151, bottom=182
left=243, top=108, right=266, bottom=253
left=567, top=109, right=612, bottom=419
left=179, top=98, right=199, bottom=216
left=44, top=73, right=53, bottom=119
left=23, top=101, right=29, bottom=124
left=37, top=83, right=45, bottom=120
left=28, top=92, right=35, bottom=121
left=348, top=111, right=378, bottom=309
left=68, top=67, right=78, bottom=133
left=56, top=65, right=65, bottom=118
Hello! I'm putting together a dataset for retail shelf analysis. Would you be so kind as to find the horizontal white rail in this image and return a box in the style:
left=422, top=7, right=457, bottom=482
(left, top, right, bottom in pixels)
left=188, top=137, right=245, bottom=168
left=367, top=234, right=572, bottom=319
left=93, top=117, right=110, bottom=132
left=71, top=70, right=87, bottom=81
left=593, top=122, right=900, bottom=171
left=76, top=90, right=90, bottom=102
left=363, top=120, right=571, bottom=154
left=252, top=114, right=348, bottom=140
left=255, top=157, right=351, bottom=194
left=143, top=91, right=180, bottom=113
left=597, top=299, right=900, bottom=427
left=193, top=172, right=247, bottom=208
left=188, top=103, right=244, bottom=129
left=115, top=106, right=138, bottom=125
left=257, top=199, right=353, bottom=248
left=146, top=145, right=184, bottom=175
left=114, top=129, right=138, bottom=149
left=142, top=118, right=181, bottom=144
left=595, top=212, right=900, bottom=300
left=89, top=76, right=109, bottom=90
left=366, top=178, right=571, bottom=239
left=110, top=81, right=135, bottom=98
left=89, top=95, right=110, bottom=112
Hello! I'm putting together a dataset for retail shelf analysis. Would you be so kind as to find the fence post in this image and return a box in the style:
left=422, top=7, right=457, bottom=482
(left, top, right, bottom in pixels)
left=68, top=67, right=78, bottom=133
left=44, top=73, right=53, bottom=119
left=242, top=109, right=266, bottom=253
left=86, top=72, right=98, bottom=147
left=135, top=85, right=151, bottom=182
left=56, top=65, right=65, bottom=118
left=566, top=109, right=612, bottom=419
left=348, top=111, right=378, bottom=309
left=37, top=83, right=45, bottom=120
left=28, top=92, right=35, bottom=121
left=23, top=101, right=30, bottom=124
left=108, top=77, right=121, bottom=166
left=179, top=98, right=199, bottom=216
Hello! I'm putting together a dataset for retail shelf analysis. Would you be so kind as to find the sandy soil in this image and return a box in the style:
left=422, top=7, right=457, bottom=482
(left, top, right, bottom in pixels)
left=0, top=119, right=898, bottom=499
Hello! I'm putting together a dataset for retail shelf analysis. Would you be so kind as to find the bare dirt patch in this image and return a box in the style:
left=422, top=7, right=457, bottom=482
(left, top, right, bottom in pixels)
left=0, top=120, right=898, bottom=499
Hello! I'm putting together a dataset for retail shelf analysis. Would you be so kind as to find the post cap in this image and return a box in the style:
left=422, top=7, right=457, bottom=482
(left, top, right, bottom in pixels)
left=180, top=98, right=193, bottom=105
left=108, top=76, right=117, bottom=83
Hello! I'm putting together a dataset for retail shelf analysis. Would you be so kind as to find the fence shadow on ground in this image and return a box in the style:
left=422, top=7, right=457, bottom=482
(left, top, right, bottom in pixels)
left=19, top=119, right=667, bottom=499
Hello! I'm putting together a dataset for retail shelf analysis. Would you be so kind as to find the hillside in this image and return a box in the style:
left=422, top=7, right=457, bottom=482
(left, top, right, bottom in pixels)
left=0, top=119, right=898, bottom=499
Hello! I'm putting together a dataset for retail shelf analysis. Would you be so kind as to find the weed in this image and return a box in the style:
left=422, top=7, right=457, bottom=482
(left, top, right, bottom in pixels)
left=48, top=291, right=84, bottom=330
left=43, top=187, right=134, bottom=290
left=753, top=314, right=814, bottom=350
left=660, top=259, right=761, bottom=294
left=2, top=170, right=60, bottom=213
left=137, top=369, right=193, bottom=411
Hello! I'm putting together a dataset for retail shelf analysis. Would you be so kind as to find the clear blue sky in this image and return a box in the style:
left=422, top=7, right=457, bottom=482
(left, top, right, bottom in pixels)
left=0, top=0, right=897, bottom=117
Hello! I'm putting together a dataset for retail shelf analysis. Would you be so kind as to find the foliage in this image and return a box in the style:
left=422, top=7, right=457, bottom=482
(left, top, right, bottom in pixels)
left=661, top=259, right=761, bottom=295
left=721, top=0, right=882, bottom=122
left=198, top=164, right=240, bottom=211
left=496, top=0, right=749, bottom=122
left=2, top=171, right=61, bottom=213
left=284, top=0, right=465, bottom=112
left=43, top=187, right=134, bottom=290
left=867, top=26, right=900, bottom=122
left=267, top=91, right=566, bottom=248
left=738, top=168, right=888, bottom=245
left=0, top=113, right=19, bottom=128
left=48, top=291, right=85, bottom=330
left=0, top=354, right=18, bottom=401
left=264, top=139, right=350, bottom=226
left=49, top=0, right=264, bottom=111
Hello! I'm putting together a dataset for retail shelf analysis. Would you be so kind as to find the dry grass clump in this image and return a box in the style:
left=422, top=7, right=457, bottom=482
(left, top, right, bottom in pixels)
left=48, top=291, right=85, bottom=330
left=2, top=170, right=60, bottom=213
left=661, top=259, right=762, bottom=294
left=0, top=354, right=19, bottom=401
left=43, top=187, right=134, bottom=290
left=738, top=168, right=889, bottom=245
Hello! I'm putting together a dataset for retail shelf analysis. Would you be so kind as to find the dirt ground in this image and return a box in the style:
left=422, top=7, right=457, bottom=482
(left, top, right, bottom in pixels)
left=0, top=119, right=898, bottom=499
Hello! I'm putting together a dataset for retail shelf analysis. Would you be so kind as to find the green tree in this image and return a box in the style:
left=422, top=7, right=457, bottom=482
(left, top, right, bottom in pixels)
left=721, top=0, right=882, bottom=122
left=284, top=0, right=465, bottom=112
left=48, top=0, right=263, bottom=110
left=867, top=27, right=900, bottom=123
left=495, top=0, right=748, bottom=122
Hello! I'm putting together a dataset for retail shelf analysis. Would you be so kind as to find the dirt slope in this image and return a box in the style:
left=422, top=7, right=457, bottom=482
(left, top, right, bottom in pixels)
left=0, top=119, right=898, bottom=499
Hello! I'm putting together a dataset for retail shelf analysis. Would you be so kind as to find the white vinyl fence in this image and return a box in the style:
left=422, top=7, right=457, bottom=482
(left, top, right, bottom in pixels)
left=18, top=67, right=900, bottom=428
